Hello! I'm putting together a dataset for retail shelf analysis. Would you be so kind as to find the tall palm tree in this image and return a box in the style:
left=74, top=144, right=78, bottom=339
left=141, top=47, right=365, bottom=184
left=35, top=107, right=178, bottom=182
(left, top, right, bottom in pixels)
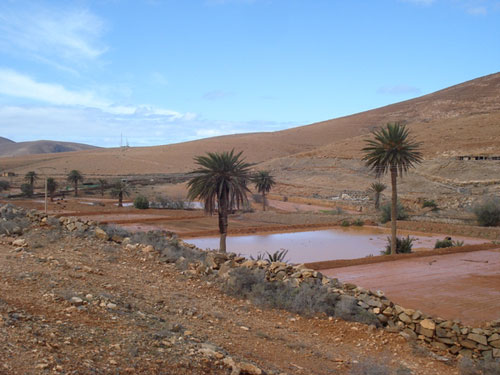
left=110, top=181, right=130, bottom=207
left=369, top=181, right=387, bottom=210
left=24, top=171, right=38, bottom=189
left=253, top=170, right=276, bottom=211
left=46, top=178, right=58, bottom=202
left=362, top=122, right=422, bottom=254
left=67, top=170, right=83, bottom=197
left=187, top=150, right=252, bottom=252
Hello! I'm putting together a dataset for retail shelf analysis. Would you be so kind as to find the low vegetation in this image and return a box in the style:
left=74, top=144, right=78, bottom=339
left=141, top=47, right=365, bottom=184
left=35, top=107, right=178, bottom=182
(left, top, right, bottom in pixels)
left=20, top=183, right=33, bottom=197
left=134, top=195, right=150, bottom=209
left=224, top=267, right=379, bottom=326
left=422, top=199, right=438, bottom=211
left=473, top=197, right=500, bottom=227
left=380, top=202, right=408, bottom=224
left=434, top=237, right=464, bottom=249
left=0, top=180, right=10, bottom=191
left=381, top=235, right=414, bottom=255
left=251, top=249, right=289, bottom=263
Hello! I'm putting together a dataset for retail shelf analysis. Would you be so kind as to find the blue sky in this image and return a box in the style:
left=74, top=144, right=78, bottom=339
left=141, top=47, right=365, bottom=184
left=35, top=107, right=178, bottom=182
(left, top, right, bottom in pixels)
left=0, top=0, right=499, bottom=147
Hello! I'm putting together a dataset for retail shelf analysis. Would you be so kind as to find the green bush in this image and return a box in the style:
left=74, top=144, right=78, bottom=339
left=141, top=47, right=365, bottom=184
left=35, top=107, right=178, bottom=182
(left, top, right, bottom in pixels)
left=473, top=198, right=500, bottom=227
left=341, top=220, right=350, bottom=227
left=422, top=199, right=438, bottom=211
left=380, top=202, right=408, bottom=224
left=434, top=238, right=453, bottom=248
left=352, top=219, right=364, bottom=226
left=20, top=183, right=33, bottom=197
left=381, top=235, right=414, bottom=255
left=252, top=249, right=289, bottom=263
left=0, top=180, right=10, bottom=191
left=134, top=195, right=149, bottom=209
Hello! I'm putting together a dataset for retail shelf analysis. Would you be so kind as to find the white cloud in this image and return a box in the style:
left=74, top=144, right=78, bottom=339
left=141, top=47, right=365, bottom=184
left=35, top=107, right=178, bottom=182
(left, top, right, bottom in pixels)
left=0, top=3, right=107, bottom=68
left=0, top=68, right=193, bottom=120
left=0, top=105, right=295, bottom=147
left=0, top=68, right=108, bottom=108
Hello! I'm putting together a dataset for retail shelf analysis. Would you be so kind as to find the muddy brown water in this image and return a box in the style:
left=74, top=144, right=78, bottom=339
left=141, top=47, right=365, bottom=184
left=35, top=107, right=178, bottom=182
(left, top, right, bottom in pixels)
left=186, top=227, right=485, bottom=263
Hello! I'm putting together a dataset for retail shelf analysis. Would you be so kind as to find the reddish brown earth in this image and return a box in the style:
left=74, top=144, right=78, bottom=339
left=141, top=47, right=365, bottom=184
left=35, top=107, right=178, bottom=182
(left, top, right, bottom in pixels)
left=320, top=249, right=500, bottom=327
left=0, top=221, right=460, bottom=375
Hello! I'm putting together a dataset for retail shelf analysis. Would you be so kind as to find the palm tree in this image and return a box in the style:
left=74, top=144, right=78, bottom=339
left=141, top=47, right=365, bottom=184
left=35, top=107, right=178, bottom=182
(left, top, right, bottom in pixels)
left=362, top=122, right=422, bottom=255
left=110, top=181, right=130, bottom=207
left=369, top=181, right=387, bottom=210
left=98, top=179, right=108, bottom=197
left=253, top=170, right=276, bottom=211
left=187, top=150, right=252, bottom=252
left=67, top=170, right=83, bottom=197
left=46, top=178, right=58, bottom=201
left=24, top=171, right=38, bottom=190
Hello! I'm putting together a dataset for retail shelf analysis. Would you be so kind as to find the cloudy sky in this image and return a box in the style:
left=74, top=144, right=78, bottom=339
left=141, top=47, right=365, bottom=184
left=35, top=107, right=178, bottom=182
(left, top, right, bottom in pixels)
left=0, top=0, right=499, bottom=147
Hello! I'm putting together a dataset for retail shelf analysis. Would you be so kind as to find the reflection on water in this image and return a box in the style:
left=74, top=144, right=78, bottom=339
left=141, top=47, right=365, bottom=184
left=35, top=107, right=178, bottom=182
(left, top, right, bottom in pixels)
left=187, top=227, right=484, bottom=263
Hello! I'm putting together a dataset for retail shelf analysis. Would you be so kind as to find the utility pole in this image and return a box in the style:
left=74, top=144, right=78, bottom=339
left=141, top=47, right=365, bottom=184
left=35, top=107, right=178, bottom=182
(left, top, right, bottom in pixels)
left=44, top=177, right=48, bottom=214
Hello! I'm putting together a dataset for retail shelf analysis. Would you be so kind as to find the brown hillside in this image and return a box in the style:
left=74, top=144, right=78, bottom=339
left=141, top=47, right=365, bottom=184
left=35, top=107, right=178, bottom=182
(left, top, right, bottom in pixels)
left=1, top=72, right=499, bottom=177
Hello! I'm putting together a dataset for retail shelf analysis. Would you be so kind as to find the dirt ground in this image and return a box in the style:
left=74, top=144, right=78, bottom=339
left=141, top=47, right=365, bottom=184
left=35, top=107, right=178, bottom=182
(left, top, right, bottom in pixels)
left=0, top=221, right=462, bottom=375
left=320, top=249, right=500, bottom=327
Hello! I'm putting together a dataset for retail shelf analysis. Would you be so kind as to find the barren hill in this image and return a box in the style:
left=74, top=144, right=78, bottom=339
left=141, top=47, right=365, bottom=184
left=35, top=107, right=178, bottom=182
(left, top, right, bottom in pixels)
left=0, top=138, right=98, bottom=158
left=1, top=72, right=499, bottom=178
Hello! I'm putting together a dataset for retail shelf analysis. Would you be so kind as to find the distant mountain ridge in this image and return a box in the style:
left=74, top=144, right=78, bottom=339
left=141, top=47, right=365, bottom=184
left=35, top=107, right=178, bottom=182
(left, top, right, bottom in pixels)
left=0, top=138, right=98, bottom=157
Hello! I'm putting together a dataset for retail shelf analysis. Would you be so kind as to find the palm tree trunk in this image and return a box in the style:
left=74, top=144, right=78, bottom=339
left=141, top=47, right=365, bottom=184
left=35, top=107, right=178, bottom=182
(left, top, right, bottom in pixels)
left=218, top=199, right=228, bottom=252
left=375, top=193, right=380, bottom=209
left=390, top=167, right=398, bottom=255
left=119, top=192, right=123, bottom=207
left=74, top=182, right=78, bottom=197
left=262, top=191, right=266, bottom=211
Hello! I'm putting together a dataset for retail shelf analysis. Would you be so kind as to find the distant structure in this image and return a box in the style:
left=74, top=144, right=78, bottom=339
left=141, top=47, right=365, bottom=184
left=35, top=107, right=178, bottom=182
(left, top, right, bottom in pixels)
left=456, top=155, right=500, bottom=160
left=1, top=172, right=15, bottom=177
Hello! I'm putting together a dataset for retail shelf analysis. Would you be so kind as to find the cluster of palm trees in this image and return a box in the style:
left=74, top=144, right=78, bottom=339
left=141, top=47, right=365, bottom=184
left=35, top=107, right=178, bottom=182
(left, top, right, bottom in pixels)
left=22, top=169, right=85, bottom=198
left=188, top=122, right=421, bottom=255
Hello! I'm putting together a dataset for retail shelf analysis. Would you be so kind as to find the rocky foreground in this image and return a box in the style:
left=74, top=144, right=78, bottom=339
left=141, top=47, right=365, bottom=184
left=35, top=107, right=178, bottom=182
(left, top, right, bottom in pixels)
left=0, top=204, right=498, bottom=374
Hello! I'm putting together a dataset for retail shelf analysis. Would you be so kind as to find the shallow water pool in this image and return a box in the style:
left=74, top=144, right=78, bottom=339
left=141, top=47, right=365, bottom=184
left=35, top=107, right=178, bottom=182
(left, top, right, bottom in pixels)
left=186, top=227, right=484, bottom=263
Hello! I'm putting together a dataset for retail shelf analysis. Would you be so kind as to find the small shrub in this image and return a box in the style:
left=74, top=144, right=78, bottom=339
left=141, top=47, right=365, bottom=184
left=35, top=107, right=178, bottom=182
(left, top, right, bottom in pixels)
left=434, top=237, right=464, bottom=249
left=473, top=197, right=500, bottom=227
left=20, top=183, right=33, bottom=197
left=352, top=219, right=364, bottom=226
left=422, top=199, right=438, bottom=211
left=341, top=220, right=350, bottom=227
left=252, top=249, right=289, bottom=263
left=134, top=195, right=149, bottom=209
left=224, top=267, right=380, bottom=325
left=380, top=202, right=408, bottom=224
left=0, top=180, right=10, bottom=191
left=381, top=235, right=414, bottom=255
left=151, top=195, right=185, bottom=209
